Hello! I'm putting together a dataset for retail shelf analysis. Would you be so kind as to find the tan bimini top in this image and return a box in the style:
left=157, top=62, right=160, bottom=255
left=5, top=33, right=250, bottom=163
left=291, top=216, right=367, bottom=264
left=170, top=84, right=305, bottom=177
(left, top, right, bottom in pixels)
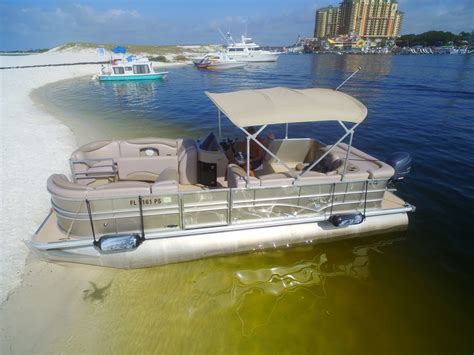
left=206, top=87, right=368, bottom=127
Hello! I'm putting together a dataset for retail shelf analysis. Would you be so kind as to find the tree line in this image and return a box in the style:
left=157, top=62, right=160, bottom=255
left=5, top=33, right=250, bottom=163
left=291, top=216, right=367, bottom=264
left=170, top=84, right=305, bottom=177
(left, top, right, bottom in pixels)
left=397, top=31, right=472, bottom=47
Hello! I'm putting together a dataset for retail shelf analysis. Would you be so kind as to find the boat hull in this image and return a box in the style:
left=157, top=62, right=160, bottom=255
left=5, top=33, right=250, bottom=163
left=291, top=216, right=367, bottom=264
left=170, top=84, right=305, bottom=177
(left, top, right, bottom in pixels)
left=194, top=53, right=280, bottom=63
left=30, top=211, right=409, bottom=269
left=98, top=72, right=167, bottom=81
left=196, top=62, right=247, bottom=70
left=226, top=52, right=280, bottom=62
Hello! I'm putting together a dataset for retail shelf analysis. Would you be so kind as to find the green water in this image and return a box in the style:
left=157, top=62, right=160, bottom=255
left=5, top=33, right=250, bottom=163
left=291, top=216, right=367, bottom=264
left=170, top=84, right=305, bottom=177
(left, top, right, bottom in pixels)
left=59, top=233, right=452, bottom=355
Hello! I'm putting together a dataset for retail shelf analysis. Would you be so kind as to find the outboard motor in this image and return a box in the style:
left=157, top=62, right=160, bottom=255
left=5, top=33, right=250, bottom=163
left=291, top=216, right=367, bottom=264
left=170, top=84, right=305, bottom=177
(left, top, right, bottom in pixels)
left=386, top=152, right=412, bottom=182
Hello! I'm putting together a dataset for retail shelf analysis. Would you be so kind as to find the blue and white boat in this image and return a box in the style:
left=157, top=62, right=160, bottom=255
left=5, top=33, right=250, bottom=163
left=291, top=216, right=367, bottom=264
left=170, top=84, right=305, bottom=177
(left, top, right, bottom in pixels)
left=98, top=47, right=167, bottom=81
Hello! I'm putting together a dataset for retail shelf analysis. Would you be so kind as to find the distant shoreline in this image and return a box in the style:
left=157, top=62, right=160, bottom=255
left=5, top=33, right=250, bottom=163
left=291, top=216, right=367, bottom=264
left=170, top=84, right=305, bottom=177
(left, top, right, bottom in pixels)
left=0, top=53, right=34, bottom=56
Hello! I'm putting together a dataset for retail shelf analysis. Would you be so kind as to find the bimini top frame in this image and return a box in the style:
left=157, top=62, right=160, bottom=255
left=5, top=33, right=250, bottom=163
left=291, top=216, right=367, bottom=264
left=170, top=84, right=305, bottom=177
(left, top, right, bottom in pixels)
left=206, top=87, right=367, bottom=128
left=206, top=82, right=368, bottom=185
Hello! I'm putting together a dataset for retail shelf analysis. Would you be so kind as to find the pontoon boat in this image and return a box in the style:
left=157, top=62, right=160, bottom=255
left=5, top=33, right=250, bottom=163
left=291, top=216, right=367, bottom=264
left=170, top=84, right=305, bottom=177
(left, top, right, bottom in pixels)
left=31, top=87, right=414, bottom=268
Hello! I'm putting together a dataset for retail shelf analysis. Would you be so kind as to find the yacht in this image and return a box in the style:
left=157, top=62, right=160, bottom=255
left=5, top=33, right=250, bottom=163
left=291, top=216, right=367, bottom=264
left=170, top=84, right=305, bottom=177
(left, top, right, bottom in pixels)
left=224, top=34, right=280, bottom=62
left=30, top=87, right=414, bottom=269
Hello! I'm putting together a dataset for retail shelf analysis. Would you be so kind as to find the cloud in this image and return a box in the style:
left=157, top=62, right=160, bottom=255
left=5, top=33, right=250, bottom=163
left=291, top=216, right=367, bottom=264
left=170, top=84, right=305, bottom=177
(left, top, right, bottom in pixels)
left=0, top=3, right=149, bottom=49
left=392, top=0, right=473, bottom=34
left=0, top=0, right=472, bottom=50
left=198, top=6, right=319, bottom=45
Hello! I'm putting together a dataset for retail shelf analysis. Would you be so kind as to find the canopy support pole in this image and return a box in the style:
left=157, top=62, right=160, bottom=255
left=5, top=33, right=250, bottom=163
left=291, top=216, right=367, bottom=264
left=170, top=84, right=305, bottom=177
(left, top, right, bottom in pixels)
left=341, top=131, right=354, bottom=181
left=240, top=125, right=267, bottom=184
left=218, top=110, right=222, bottom=139
left=297, top=121, right=360, bottom=179
left=285, top=123, right=289, bottom=139
left=239, top=125, right=294, bottom=184
left=246, top=135, right=250, bottom=182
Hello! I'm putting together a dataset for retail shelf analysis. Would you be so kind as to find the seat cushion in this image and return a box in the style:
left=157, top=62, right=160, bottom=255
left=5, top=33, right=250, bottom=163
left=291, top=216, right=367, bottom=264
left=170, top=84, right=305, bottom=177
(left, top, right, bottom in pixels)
left=116, top=157, right=178, bottom=182
left=151, top=168, right=179, bottom=193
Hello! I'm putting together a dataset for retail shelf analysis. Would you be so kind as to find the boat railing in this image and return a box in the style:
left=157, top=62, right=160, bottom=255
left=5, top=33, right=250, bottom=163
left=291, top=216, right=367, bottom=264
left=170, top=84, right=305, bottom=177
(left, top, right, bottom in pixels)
left=51, top=178, right=392, bottom=239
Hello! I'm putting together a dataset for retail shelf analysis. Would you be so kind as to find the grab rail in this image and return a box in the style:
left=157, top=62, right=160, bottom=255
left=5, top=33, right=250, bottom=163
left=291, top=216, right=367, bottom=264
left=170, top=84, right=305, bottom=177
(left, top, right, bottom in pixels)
left=52, top=179, right=390, bottom=238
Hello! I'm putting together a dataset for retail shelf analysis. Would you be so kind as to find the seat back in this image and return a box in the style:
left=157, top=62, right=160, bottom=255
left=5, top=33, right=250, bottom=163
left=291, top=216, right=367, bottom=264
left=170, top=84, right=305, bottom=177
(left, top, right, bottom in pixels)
left=119, top=138, right=178, bottom=157
left=71, top=140, right=121, bottom=160
left=116, top=157, right=178, bottom=182
left=177, top=139, right=198, bottom=185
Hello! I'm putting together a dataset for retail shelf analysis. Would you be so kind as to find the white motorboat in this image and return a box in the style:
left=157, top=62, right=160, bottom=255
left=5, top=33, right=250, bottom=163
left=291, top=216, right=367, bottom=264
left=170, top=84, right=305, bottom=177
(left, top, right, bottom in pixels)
left=224, top=35, right=281, bottom=62
left=30, top=87, right=415, bottom=269
left=193, top=52, right=247, bottom=70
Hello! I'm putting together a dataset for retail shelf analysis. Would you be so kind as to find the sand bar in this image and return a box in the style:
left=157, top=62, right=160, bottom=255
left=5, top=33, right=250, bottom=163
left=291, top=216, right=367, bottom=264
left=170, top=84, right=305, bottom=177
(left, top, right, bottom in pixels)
left=0, top=47, right=186, bottom=353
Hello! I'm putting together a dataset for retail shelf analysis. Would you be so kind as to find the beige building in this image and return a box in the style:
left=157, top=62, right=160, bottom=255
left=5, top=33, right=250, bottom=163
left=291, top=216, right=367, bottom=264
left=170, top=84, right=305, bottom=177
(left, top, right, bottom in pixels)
left=314, top=6, right=341, bottom=38
left=316, top=0, right=402, bottom=39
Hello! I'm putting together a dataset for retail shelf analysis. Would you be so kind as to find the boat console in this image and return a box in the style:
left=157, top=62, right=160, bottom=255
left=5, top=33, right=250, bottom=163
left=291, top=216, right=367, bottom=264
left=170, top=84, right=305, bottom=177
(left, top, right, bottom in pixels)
left=196, top=132, right=228, bottom=186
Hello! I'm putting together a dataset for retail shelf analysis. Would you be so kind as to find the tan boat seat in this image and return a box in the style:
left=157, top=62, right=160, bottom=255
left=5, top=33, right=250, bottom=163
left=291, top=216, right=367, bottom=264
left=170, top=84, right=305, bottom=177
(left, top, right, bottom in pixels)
left=227, top=164, right=259, bottom=188
left=116, top=157, right=178, bottom=182
left=177, top=138, right=198, bottom=185
left=47, top=174, right=151, bottom=199
left=71, top=140, right=121, bottom=160
left=336, top=143, right=394, bottom=179
left=47, top=174, right=93, bottom=199
left=151, top=168, right=179, bottom=193
left=119, top=138, right=178, bottom=157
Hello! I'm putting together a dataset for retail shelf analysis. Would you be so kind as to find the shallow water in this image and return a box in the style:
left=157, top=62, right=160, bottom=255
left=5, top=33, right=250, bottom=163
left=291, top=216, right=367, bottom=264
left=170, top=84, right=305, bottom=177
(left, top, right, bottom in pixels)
left=40, top=54, right=473, bottom=354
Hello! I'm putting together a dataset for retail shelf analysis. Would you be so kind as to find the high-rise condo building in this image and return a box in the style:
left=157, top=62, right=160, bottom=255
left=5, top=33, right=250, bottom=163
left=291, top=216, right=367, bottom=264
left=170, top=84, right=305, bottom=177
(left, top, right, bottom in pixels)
left=314, top=6, right=341, bottom=38
left=314, top=0, right=403, bottom=39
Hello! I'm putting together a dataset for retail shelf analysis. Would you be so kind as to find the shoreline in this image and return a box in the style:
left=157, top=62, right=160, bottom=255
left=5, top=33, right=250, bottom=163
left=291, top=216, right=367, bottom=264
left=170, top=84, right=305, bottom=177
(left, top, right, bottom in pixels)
left=0, top=50, right=188, bottom=304
left=0, top=49, right=187, bottom=353
left=30, top=61, right=190, bottom=146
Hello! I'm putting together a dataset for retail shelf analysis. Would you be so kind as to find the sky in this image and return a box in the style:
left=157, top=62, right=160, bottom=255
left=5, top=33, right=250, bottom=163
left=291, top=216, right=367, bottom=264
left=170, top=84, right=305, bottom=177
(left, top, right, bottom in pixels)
left=0, top=0, right=472, bottom=50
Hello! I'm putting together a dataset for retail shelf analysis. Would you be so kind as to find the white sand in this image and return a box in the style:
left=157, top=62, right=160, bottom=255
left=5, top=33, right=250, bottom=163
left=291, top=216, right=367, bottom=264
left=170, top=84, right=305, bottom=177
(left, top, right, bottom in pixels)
left=0, top=47, right=181, bottom=304
left=0, top=47, right=193, bottom=353
left=0, top=49, right=100, bottom=304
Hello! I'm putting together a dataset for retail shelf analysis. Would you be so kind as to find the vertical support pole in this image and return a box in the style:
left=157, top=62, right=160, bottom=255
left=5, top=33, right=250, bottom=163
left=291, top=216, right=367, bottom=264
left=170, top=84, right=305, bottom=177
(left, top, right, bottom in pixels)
left=178, top=194, right=184, bottom=230
left=285, top=123, right=289, bottom=139
left=227, top=189, right=232, bottom=225
left=363, top=180, right=369, bottom=219
left=138, top=196, right=145, bottom=238
left=246, top=135, right=250, bottom=185
left=218, top=109, right=222, bottom=139
left=341, top=131, right=353, bottom=181
left=329, top=183, right=336, bottom=218
left=85, top=199, right=97, bottom=243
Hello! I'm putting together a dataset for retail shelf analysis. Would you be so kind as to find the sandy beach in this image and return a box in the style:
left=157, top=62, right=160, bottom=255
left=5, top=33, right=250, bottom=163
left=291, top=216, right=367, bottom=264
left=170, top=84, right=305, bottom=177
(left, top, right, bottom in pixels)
left=0, top=47, right=186, bottom=353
